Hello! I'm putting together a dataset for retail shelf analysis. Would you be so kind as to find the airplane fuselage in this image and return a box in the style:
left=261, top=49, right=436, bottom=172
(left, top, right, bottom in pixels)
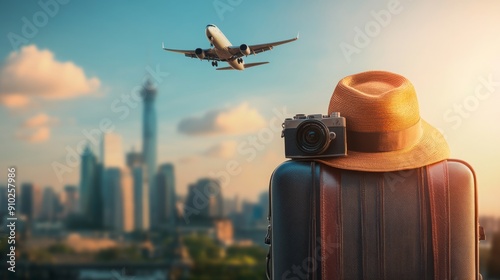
left=163, top=24, right=297, bottom=70
left=206, top=24, right=244, bottom=70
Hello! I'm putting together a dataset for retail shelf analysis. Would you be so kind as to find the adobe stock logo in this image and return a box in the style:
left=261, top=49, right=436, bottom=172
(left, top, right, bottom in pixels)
left=339, top=0, right=403, bottom=63
left=213, top=0, right=243, bottom=21
left=443, top=74, right=500, bottom=130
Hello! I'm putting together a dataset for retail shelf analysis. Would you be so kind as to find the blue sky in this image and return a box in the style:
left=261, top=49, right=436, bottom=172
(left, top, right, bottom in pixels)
left=1, top=0, right=500, bottom=215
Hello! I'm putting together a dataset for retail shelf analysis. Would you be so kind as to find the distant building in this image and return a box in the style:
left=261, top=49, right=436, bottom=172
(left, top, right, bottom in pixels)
left=214, top=219, right=234, bottom=246
left=63, top=185, right=79, bottom=216
left=102, top=168, right=118, bottom=230
left=231, top=197, right=267, bottom=229
left=131, top=165, right=149, bottom=231
left=223, top=195, right=241, bottom=217
left=480, top=216, right=500, bottom=235
left=80, top=145, right=96, bottom=214
left=126, top=148, right=143, bottom=168
left=40, top=187, right=59, bottom=222
left=156, top=163, right=177, bottom=229
left=101, top=133, right=134, bottom=232
left=115, top=168, right=135, bottom=232
left=126, top=148, right=149, bottom=231
left=79, top=145, right=103, bottom=228
left=20, top=183, right=41, bottom=221
left=141, top=80, right=158, bottom=228
left=102, top=168, right=134, bottom=232
left=258, top=191, right=269, bottom=223
left=184, top=178, right=223, bottom=223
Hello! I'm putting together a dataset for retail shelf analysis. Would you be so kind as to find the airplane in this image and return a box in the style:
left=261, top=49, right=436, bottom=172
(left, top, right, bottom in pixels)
left=162, top=24, right=298, bottom=70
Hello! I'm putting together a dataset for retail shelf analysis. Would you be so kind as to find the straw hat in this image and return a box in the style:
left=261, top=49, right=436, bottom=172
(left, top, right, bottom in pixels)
left=316, top=70, right=449, bottom=172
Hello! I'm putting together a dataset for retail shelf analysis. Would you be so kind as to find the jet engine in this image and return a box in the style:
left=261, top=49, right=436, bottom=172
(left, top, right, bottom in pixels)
left=195, top=48, right=205, bottom=59
left=239, top=44, right=251, bottom=56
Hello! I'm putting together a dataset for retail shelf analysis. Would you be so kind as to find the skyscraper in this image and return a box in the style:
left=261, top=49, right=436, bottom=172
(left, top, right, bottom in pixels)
left=20, top=183, right=41, bottom=221
left=102, top=167, right=135, bottom=232
left=156, top=163, right=177, bottom=228
left=127, top=148, right=149, bottom=231
left=184, top=178, right=223, bottom=223
left=126, top=148, right=143, bottom=168
left=114, top=168, right=135, bottom=232
left=102, top=168, right=119, bottom=230
left=79, top=145, right=97, bottom=216
left=63, top=185, right=78, bottom=217
left=101, top=133, right=134, bottom=231
left=40, top=187, right=59, bottom=222
left=141, top=79, right=158, bottom=227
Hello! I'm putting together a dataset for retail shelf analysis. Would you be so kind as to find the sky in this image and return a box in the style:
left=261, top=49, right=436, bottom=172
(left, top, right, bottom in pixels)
left=0, top=0, right=499, bottom=216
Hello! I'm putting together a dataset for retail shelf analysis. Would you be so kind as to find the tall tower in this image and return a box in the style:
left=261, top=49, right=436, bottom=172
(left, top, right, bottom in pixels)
left=142, top=79, right=158, bottom=227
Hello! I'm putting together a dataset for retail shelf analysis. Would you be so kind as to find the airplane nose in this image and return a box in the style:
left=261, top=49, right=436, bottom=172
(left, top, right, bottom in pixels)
left=206, top=28, right=213, bottom=41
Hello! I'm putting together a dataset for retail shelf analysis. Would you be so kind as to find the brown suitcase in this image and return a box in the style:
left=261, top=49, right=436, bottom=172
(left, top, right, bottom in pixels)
left=267, top=159, right=481, bottom=279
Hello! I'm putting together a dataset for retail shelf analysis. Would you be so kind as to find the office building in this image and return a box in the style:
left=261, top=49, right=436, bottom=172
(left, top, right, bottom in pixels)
left=40, top=187, right=59, bottom=222
left=63, top=185, right=78, bottom=216
left=101, top=133, right=135, bottom=231
left=79, top=145, right=97, bottom=215
left=184, top=178, right=223, bottom=222
left=126, top=148, right=149, bottom=231
left=131, top=165, right=149, bottom=231
left=20, top=183, right=41, bottom=221
left=156, top=163, right=177, bottom=228
left=101, top=168, right=134, bottom=232
left=126, top=148, right=143, bottom=168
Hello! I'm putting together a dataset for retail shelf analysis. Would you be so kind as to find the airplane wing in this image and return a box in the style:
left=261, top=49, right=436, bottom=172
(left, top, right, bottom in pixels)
left=227, top=34, right=299, bottom=57
left=216, top=61, right=269, bottom=70
left=162, top=43, right=222, bottom=61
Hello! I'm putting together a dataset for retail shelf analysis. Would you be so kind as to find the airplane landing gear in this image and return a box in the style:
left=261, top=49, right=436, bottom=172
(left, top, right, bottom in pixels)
left=211, top=61, right=218, bottom=67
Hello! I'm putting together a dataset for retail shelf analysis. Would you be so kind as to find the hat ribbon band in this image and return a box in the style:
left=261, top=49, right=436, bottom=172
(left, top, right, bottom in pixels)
left=347, top=120, right=423, bottom=153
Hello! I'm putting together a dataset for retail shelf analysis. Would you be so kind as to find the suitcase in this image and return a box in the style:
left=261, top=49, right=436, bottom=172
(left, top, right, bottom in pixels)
left=266, top=159, right=482, bottom=280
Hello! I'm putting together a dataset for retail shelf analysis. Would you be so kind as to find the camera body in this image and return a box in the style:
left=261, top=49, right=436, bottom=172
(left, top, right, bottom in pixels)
left=282, top=113, right=347, bottom=159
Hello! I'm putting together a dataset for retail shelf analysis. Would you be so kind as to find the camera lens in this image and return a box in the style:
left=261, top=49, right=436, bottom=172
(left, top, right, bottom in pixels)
left=296, top=120, right=330, bottom=154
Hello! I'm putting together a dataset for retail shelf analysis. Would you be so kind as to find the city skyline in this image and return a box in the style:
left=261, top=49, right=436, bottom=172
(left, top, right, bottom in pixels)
left=1, top=1, right=500, bottom=216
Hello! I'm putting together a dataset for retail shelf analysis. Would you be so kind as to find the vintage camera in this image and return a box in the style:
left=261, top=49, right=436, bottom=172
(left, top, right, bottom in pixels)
left=282, top=113, right=347, bottom=159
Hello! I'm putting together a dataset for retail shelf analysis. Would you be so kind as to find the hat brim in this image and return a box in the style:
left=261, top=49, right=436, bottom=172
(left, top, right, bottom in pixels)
left=315, top=120, right=450, bottom=172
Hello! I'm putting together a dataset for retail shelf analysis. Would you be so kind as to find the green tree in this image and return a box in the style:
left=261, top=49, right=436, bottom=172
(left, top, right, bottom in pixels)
left=184, top=234, right=222, bottom=262
left=47, top=242, right=74, bottom=254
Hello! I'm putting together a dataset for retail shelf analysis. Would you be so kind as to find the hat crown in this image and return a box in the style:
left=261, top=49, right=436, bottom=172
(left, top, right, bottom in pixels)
left=329, top=71, right=420, bottom=133
left=319, top=70, right=449, bottom=172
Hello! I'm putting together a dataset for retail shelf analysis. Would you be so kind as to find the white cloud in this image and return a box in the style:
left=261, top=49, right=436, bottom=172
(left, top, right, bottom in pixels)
left=23, top=113, right=58, bottom=127
left=202, top=141, right=238, bottom=159
left=16, top=113, right=59, bottom=143
left=0, top=45, right=100, bottom=108
left=0, top=94, right=30, bottom=108
left=178, top=102, right=267, bottom=136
